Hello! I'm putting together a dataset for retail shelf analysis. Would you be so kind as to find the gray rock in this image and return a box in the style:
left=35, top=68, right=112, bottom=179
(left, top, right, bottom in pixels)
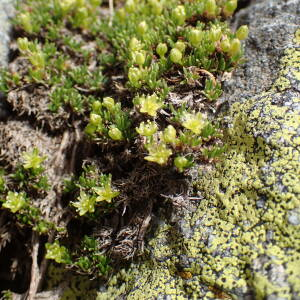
left=0, top=0, right=15, bottom=68
left=0, top=0, right=15, bottom=120
left=222, top=0, right=300, bottom=103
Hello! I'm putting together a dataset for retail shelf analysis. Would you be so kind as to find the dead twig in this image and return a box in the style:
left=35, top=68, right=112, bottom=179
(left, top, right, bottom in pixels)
left=37, top=231, right=56, bottom=293
left=70, top=121, right=82, bottom=174
left=51, top=130, right=70, bottom=175
left=27, top=232, right=40, bottom=300
left=137, top=200, right=153, bottom=252
left=193, top=67, right=217, bottom=86
left=109, top=0, right=114, bottom=26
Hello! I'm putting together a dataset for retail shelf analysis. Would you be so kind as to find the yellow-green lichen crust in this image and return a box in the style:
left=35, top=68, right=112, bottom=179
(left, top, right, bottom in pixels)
left=97, top=30, right=300, bottom=300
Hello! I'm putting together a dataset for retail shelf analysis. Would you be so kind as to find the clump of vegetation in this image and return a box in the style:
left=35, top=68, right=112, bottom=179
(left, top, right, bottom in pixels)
left=0, top=149, right=55, bottom=233
left=0, top=0, right=248, bottom=296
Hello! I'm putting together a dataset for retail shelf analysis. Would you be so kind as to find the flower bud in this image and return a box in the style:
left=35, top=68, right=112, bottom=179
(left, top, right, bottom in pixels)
left=149, top=0, right=163, bottom=15
left=129, top=37, right=142, bottom=51
left=172, top=5, right=186, bottom=26
left=236, top=25, right=249, bottom=40
left=163, top=125, right=177, bottom=143
left=228, top=38, right=241, bottom=56
left=137, top=21, right=148, bottom=36
left=29, top=51, right=45, bottom=69
left=220, top=37, right=230, bottom=52
left=223, top=0, right=237, bottom=17
left=170, top=48, right=182, bottom=64
left=116, top=8, right=126, bottom=22
left=175, top=41, right=186, bottom=53
left=108, top=127, right=123, bottom=141
left=205, top=0, right=216, bottom=17
left=74, top=7, right=89, bottom=28
left=18, top=13, right=33, bottom=33
left=209, top=26, right=222, bottom=42
left=134, top=51, right=146, bottom=66
left=125, top=0, right=135, bottom=13
left=128, top=67, right=142, bottom=87
left=156, top=43, right=168, bottom=58
left=103, top=97, right=115, bottom=111
left=174, top=156, right=189, bottom=172
left=17, top=37, right=29, bottom=53
left=92, top=100, right=101, bottom=112
left=90, top=113, right=102, bottom=126
left=189, top=29, right=202, bottom=47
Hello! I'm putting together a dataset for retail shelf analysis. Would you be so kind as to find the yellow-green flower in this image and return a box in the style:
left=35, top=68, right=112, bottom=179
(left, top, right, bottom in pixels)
left=139, top=94, right=163, bottom=117
left=22, top=148, right=46, bottom=170
left=93, top=185, right=119, bottom=203
left=145, top=143, right=172, bottom=165
left=73, top=191, right=96, bottom=216
left=3, top=191, right=26, bottom=213
left=181, top=112, right=205, bottom=134
left=136, top=120, right=158, bottom=136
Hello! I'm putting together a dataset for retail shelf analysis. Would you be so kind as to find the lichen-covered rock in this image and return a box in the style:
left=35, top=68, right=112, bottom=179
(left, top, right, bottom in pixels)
left=222, top=0, right=300, bottom=102
left=97, top=2, right=300, bottom=300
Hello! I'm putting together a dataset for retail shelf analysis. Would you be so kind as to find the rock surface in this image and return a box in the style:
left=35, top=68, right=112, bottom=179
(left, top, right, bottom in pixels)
left=0, top=0, right=14, bottom=68
left=98, top=1, right=300, bottom=299
left=0, top=0, right=14, bottom=120
left=223, top=0, right=300, bottom=102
